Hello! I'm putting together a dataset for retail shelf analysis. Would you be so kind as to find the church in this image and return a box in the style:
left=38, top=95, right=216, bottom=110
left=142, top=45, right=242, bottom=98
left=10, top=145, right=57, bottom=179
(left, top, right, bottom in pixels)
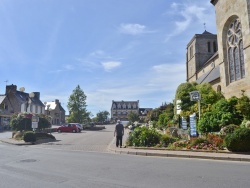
left=186, top=0, right=250, bottom=99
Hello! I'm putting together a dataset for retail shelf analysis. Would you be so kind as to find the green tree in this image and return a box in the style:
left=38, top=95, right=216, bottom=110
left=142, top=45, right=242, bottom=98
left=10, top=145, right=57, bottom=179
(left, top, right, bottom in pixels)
left=198, top=98, right=243, bottom=133
left=67, top=85, right=90, bottom=123
left=96, top=110, right=110, bottom=123
left=236, top=95, right=250, bottom=120
left=157, top=103, right=175, bottom=128
left=128, top=111, right=139, bottom=123
left=175, top=82, right=197, bottom=114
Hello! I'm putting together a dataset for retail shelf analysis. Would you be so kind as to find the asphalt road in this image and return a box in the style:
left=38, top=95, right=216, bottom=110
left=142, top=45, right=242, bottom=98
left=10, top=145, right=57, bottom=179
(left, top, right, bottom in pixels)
left=27, top=124, right=116, bottom=152
left=0, top=142, right=250, bottom=188
left=1, top=125, right=250, bottom=188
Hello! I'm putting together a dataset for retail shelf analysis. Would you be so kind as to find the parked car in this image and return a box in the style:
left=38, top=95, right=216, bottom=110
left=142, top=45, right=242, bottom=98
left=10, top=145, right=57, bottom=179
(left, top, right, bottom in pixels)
left=82, top=122, right=95, bottom=129
left=74, top=123, right=83, bottom=131
left=57, top=123, right=81, bottom=133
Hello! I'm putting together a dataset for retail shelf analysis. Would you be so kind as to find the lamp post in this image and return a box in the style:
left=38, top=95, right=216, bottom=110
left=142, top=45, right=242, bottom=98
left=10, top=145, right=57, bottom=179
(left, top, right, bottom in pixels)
left=24, top=92, right=35, bottom=130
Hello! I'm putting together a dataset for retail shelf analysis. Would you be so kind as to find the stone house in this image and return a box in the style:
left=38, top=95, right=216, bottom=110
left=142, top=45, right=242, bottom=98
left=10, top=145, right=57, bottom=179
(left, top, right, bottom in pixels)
left=111, top=100, right=139, bottom=121
left=139, top=108, right=153, bottom=121
left=44, top=99, right=65, bottom=125
left=0, top=84, right=45, bottom=130
left=186, top=0, right=250, bottom=99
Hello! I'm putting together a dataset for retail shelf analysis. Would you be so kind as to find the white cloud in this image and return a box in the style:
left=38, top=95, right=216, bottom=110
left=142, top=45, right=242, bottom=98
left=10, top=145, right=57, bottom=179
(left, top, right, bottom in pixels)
left=147, top=63, right=186, bottom=90
left=165, top=2, right=214, bottom=41
left=119, top=23, right=147, bottom=35
left=101, top=61, right=122, bottom=72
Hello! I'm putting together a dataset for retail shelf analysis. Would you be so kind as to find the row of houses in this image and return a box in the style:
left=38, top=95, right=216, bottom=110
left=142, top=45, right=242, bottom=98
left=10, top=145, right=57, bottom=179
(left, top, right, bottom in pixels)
left=0, top=84, right=65, bottom=130
left=110, top=100, right=152, bottom=121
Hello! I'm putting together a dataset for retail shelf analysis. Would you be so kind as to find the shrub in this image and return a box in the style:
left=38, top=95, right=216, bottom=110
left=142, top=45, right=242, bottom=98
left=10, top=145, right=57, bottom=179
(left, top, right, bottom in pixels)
left=169, top=140, right=190, bottom=150
left=35, top=133, right=55, bottom=140
left=23, top=131, right=37, bottom=143
left=224, top=128, right=250, bottom=152
left=220, top=124, right=240, bottom=135
left=160, top=134, right=178, bottom=147
left=207, top=133, right=224, bottom=148
left=127, top=127, right=161, bottom=147
left=190, top=137, right=208, bottom=147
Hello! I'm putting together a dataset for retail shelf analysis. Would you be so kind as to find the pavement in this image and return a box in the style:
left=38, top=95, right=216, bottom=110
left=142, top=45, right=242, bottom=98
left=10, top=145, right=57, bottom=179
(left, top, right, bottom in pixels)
left=1, top=130, right=250, bottom=162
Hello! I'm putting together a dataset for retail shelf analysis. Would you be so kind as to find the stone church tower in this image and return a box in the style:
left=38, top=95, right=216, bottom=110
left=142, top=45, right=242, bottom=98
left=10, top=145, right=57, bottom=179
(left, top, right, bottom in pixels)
left=186, top=31, right=217, bottom=82
left=186, top=0, right=250, bottom=99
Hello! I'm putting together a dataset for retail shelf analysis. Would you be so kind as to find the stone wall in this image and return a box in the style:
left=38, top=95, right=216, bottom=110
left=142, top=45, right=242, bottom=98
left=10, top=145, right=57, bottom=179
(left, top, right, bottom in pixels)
left=213, top=0, right=250, bottom=98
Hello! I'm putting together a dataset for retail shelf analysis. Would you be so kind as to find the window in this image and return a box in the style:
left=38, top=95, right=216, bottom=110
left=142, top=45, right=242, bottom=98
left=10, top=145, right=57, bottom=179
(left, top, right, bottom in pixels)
left=207, top=42, right=211, bottom=52
left=190, top=46, right=193, bottom=59
left=227, top=18, right=245, bottom=83
left=217, top=85, right=221, bottom=93
left=213, top=41, right=217, bottom=52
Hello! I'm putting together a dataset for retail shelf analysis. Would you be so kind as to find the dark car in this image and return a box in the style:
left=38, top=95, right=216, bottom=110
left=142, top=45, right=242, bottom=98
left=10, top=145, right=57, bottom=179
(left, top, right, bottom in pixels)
left=57, top=123, right=81, bottom=133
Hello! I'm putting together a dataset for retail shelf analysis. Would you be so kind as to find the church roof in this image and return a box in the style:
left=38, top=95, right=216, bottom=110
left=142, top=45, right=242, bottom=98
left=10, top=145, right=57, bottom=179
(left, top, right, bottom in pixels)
left=202, top=30, right=213, bottom=35
left=196, top=65, right=220, bottom=84
left=0, top=95, right=6, bottom=104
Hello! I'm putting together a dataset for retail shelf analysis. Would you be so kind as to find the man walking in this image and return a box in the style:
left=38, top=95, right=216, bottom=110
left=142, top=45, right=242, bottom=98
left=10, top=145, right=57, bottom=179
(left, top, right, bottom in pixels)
left=114, top=120, right=124, bottom=148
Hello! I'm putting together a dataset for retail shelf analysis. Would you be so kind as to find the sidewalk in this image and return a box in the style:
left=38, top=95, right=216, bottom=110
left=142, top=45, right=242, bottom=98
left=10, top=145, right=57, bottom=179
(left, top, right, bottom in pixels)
left=108, top=131, right=250, bottom=162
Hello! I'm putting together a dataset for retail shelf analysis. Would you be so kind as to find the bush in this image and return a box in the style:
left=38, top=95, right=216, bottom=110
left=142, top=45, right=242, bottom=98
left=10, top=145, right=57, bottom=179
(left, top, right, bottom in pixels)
left=220, top=124, right=239, bottom=135
left=127, top=127, right=161, bottom=147
left=224, top=128, right=250, bottom=152
left=190, top=138, right=208, bottom=147
left=169, top=140, right=190, bottom=150
left=160, top=134, right=178, bottom=147
left=207, top=133, right=224, bottom=148
left=23, top=131, right=37, bottom=143
left=35, top=133, right=55, bottom=140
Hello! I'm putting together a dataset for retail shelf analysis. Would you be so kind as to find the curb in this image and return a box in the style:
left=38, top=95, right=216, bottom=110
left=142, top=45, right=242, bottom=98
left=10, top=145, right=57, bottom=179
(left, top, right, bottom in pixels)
left=110, top=148, right=250, bottom=162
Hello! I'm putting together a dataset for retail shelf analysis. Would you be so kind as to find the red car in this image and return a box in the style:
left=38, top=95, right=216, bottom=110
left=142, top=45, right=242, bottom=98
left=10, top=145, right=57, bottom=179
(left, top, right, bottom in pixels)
left=57, top=123, right=81, bottom=133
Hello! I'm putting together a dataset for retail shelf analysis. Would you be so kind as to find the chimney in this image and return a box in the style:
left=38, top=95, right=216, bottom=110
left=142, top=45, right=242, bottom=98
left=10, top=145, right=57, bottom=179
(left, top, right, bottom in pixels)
left=55, top=99, right=60, bottom=104
left=6, top=84, right=17, bottom=95
left=33, top=92, right=40, bottom=99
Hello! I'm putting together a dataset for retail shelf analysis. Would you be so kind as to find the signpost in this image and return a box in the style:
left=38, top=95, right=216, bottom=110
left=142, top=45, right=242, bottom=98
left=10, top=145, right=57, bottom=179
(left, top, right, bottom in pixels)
left=181, top=117, right=187, bottom=130
left=32, top=116, right=39, bottom=131
left=190, top=91, right=201, bottom=119
left=190, top=113, right=197, bottom=137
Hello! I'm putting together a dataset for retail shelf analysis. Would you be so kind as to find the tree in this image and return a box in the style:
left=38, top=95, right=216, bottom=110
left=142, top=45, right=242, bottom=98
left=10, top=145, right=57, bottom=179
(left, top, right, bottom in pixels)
left=67, top=85, right=90, bottom=123
left=198, top=98, right=243, bottom=133
left=96, top=111, right=110, bottom=123
left=127, top=111, right=139, bottom=123
left=175, top=82, right=197, bottom=116
left=236, top=95, right=250, bottom=120
left=157, top=103, right=175, bottom=128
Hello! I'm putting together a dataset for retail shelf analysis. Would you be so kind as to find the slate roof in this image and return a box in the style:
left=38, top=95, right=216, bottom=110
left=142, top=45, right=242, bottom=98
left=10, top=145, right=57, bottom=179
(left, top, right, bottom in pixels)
left=196, top=65, right=220, bottom=84
left=14, top=91, right=44, bottom=107
left=112, top=100, right=139, bottom=109
left=0, top=95, right=6, bottom=104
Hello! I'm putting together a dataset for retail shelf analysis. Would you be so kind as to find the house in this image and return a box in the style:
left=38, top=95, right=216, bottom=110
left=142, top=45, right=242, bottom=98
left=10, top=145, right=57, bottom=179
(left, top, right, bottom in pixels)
left=139, top=108, right=153, bottom=120
left=111, top=100, right=139, bottom=121
left=186, top=0, right=250, bottom=99
left=44, top=99, right=65, bottom=125
left=0, top=84, right=45, bottom=130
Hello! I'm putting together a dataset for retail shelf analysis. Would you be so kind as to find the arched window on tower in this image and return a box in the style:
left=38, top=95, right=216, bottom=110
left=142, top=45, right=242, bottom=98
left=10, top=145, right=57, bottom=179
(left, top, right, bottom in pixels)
left=213, top=41, right=217, bottom=52
left=227, top=18, right=245, bottom=83
left=207, top=41, right=211, bottom=52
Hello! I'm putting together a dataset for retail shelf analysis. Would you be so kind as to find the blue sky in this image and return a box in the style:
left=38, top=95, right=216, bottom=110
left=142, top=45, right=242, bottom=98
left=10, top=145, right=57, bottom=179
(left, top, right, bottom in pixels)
left=0, top=0, right=217, bottom=116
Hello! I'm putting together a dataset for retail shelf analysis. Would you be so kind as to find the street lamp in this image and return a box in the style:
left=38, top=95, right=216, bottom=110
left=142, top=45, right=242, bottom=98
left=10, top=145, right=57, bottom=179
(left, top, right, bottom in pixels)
left=25, top=92, right=35, bottom=113
left=24, top=92, right=35, bottom=131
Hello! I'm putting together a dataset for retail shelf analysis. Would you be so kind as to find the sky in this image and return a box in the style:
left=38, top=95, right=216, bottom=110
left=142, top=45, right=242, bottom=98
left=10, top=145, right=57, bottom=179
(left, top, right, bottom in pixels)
left=0, top=0, right=217, bottom=116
